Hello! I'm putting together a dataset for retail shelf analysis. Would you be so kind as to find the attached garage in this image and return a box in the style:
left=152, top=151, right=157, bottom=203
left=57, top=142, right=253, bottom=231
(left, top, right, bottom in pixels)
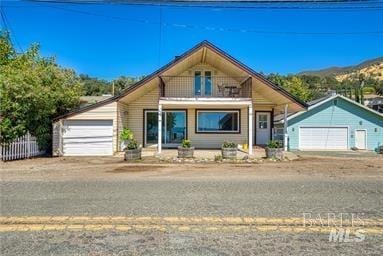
left=299, top=127, right=348, bottom=150
left=62, top=120, right=113, bottom=156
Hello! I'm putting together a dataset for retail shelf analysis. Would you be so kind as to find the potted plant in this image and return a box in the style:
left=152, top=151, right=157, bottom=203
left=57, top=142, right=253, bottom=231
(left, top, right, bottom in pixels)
left=178, top=139, right=194, bottom=158
left=120, top=128, right=134, bottom=151
left=124, top=138, right=142, bottom=161
left=265, top=140, right=283, bottom=160
left=221, top=141, right=237, bottom=159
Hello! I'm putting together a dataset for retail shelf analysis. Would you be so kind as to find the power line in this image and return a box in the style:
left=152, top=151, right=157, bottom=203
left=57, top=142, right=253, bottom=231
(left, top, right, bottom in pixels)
left=0, top=8, right=23, bottom=52
left=31, top=4, right=383, bottom=36
left=22, top=0, right=383, bottom=10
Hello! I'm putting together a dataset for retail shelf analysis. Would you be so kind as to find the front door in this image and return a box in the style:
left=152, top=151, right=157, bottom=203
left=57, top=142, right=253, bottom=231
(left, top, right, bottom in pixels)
left=355, top=130, right=367, bottom=150
left=256, top=112, right=271, bottom=145
left=145, top=110, right=186, bottom=147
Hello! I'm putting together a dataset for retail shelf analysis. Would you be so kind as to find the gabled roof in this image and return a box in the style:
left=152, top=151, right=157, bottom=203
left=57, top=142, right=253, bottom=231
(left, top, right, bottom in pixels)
left=277, top=94, right=383, bottom=124
left=116, top=40, right=307, bottom=105
left=54, top=40, right=307, bottom=121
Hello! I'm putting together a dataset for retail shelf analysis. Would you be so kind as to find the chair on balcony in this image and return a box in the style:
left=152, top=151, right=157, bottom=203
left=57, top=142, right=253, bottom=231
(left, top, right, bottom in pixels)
left=217, top=84, right=225, bottom=96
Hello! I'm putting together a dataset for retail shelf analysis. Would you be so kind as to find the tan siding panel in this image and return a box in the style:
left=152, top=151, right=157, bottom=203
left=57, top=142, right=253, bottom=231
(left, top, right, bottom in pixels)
left=126, top=87, right=159, bottom=146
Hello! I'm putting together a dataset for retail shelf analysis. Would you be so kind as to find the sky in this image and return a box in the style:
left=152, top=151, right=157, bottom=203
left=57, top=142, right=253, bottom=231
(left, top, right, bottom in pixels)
left=1, top=0, right=383, bottom=80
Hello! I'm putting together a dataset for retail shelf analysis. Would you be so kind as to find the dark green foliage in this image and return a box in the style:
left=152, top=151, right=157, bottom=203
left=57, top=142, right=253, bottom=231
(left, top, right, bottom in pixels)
left=267, top=140, right=281, bottom=149
left=222, top=141, right=237, bottom=148
left=266, top=73, right=382, bottom=103
left=0, top=32, right=82, bottom=150
left=80, top=74, right=142, bottom=96
left=181, top=139, right=192, bottom=148
left=126, top=139, right=139, bottom=150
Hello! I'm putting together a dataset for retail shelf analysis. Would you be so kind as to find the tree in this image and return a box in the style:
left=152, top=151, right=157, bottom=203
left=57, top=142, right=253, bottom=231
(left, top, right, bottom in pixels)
left=79, top=74, right=111, bottom=96
left=267, top=74, right=314, bottom=102
left=0, top=32, right=82, bottom=151
left=111, top=75, right=145, bottom=95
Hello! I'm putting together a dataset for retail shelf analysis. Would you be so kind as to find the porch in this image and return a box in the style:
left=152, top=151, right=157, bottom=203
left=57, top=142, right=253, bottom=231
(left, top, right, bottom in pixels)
left=159, top=75, right=252, bottom=98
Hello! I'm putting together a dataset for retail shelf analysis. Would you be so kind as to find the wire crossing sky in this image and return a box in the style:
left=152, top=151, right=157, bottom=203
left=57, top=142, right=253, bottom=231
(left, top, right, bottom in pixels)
left=1, top=0, right=383, bottom=79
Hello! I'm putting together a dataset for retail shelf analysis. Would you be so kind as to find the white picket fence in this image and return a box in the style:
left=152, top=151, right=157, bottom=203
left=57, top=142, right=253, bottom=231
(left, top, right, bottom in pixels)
left=0, top=132, right=46, bottom=161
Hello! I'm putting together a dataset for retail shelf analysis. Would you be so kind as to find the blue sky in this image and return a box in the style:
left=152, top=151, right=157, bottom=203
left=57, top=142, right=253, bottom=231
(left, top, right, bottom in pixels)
left=1, top=1, right=383, bottom=80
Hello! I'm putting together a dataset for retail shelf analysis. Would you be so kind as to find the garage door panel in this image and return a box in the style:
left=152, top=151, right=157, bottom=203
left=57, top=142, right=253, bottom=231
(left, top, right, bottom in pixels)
left=63, top=120, right=113, bottom=156
left=299, top=127, right=348, bottom=150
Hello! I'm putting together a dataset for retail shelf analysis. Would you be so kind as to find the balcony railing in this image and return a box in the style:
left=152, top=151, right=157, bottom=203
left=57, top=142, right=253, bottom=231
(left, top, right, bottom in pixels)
left=159, top=76, right=252, bottom=98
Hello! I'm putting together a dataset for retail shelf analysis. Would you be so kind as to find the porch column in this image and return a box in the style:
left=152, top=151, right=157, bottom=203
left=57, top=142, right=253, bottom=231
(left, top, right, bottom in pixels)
left=158, top=104, right=162, bottom=154
left=248, top=104, right=253, bottom=155
left=283, top=104, right=288, bottom=151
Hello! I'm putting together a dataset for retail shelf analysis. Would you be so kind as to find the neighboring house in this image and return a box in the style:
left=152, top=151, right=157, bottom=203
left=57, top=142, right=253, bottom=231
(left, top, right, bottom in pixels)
left=52, top=41, right=306, bottom=156
left=366, top=96, right=383, bottom=114
left=275, top=94, right=383, bottom=151
left=79, top=95, right=113, bottom=107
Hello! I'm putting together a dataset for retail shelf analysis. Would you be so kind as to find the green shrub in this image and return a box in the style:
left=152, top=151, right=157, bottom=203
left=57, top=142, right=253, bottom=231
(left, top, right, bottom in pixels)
left=267, top=140, right=281, bottom=148
left=120, top=128, right=134, bottom=141
left=125, top=139, right=139, bottom=150
left=222, top=141, right=237, bottom=148
left=181, top=139, right=192, bottom=148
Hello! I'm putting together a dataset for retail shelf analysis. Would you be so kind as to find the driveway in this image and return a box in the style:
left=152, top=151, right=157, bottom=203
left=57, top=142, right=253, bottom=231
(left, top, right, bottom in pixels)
left=1, top=155, right=382, bottom=255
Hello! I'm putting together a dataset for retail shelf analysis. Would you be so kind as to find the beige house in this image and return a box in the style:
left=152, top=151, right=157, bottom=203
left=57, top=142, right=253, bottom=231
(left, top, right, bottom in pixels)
left=52, top=41, right=306, bottom=156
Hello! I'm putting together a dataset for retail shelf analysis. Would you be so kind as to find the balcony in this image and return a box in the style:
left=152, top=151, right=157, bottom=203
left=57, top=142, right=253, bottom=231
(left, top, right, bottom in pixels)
left=159, top=76, right=252, bottom=99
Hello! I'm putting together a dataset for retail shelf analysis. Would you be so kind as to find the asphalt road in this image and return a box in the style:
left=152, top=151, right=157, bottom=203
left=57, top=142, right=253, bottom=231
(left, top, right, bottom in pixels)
left=1, top=156, right=383, bottom=255
left=1, top=178, right=382, bottom=218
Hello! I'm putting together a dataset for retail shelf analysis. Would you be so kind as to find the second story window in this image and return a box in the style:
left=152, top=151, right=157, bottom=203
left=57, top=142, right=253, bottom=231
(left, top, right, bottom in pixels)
left=204, top=71, right=212, bottom=96
left=194, top=71, right=202, bottom=96
left=194, top=71, right=212, bottom=96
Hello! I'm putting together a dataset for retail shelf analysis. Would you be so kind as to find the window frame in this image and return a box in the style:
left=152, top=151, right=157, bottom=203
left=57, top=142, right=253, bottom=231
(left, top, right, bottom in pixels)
left=195, top=109, right=241, bottom=134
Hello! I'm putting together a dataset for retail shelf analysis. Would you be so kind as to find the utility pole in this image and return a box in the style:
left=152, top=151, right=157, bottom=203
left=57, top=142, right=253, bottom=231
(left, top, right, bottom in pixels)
left=112, top=81, right=115, bottom=96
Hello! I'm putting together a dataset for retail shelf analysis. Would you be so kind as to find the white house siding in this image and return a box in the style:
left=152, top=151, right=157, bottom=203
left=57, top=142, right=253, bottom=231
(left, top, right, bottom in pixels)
left=52, top=101, right=118, bottom=155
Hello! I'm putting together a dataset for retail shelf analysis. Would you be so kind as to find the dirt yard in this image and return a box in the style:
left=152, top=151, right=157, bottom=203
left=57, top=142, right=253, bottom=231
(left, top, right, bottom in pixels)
left=1, top=153, right=382, bottom=182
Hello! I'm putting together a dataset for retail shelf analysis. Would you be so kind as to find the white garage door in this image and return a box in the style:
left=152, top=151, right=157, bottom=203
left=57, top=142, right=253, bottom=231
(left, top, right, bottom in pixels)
left=63, top=120, right=113, bottom=156
left=299, top=127, right=348, bottom=150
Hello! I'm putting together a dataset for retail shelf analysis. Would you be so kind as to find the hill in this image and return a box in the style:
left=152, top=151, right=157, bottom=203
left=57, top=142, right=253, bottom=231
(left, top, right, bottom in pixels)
left=299, top=57, right=383, bottom=81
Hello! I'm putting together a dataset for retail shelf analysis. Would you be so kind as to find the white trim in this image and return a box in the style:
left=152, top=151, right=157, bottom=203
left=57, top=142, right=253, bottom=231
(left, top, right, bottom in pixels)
left=248, top=105, right=253, bottom=155
left=196, top=110, right=240, bottom=133
left=159, top=97, right=252, bottom=106
left=255, top=112, right=271, bottom=145
left=158, top=104, right=162, bottom=153
left=298, top=126, right=349, bottom=150
left=280, top=94, right=383, bottom=124
left=355, top=129, right=367, bottom=150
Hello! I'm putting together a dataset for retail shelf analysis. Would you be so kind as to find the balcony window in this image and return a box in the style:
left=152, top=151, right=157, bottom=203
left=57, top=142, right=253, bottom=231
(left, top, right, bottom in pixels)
left=194, top=71, right=201, bottom=96
left=204, top=71, right=212, bottom=96
left=196, top=110, right=240, bottom=133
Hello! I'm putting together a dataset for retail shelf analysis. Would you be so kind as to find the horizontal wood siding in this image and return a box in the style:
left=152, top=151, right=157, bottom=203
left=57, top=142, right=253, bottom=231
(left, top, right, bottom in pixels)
left=188, top=107, right=248, bottom=148
left=117, top=102, right=129, bottom=151
left=164, top=64, right=240, bottom=98
left=58, top=101, right=118, bottom=153
left=287, top=98, right=383, bottom=151
left=126, top=87, right=159, bottom=146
